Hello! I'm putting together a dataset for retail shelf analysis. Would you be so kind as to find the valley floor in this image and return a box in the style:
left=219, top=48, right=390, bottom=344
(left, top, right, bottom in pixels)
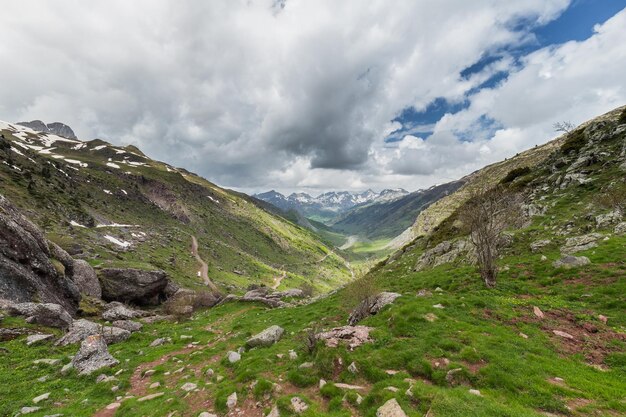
left=1, top=230, right=624, bottom=417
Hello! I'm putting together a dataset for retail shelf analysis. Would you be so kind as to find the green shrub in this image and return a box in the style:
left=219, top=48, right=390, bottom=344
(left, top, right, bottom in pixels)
left=407, top=358, right=433, bottom=380
left=253, top=378, right=274, bottom=399
left=320, top=383, right=342, bottom=399
left=501, top=166, right=531, bottom=184
left=560, top=129, right=587, bottom=154
left=618, top=107, right=626, bottom=124
left=287, top=369, right=317, bottom=388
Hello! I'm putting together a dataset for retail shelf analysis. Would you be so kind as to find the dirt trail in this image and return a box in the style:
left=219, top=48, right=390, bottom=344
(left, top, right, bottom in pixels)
left=191, top=235, right=219, bottom=292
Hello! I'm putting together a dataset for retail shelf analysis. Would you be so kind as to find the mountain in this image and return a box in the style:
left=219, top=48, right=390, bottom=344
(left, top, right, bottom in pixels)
left=0, top=120, right=352, bottom=299
left=1, top=106, right=624, bottom=417
left=16, top=120, right=78, bottom=139
left=331, top=181, right=465, bottom=240
left=254, top=188, right=409, bottom=222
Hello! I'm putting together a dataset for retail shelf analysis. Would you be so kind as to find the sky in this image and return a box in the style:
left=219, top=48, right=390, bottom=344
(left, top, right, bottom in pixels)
left=1, top=0, right=625, bottom=195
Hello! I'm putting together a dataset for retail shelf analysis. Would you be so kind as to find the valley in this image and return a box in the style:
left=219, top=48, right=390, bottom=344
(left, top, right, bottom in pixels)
left=1, top=105, right=625, bottom=417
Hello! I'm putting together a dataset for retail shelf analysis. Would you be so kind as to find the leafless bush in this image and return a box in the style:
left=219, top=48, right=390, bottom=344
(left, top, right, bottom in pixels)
left=596, top=182, right=626, bottom=214
left=553, top=121, right=575, bottom=134
left=297, top=327, right=320, bottom=355
left=459, top=186, right=524, bottom=288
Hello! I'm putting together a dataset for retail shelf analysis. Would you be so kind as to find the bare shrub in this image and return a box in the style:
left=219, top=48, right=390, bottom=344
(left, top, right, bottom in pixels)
left=459, top=186, right=523, bottom=288
left=554, top=121, right=575, bottom=134
left=299, top=282, right=314, bottom=298
left=596, top=182, right=626, bottom=214
left=297, top=327, right=320, bottom=356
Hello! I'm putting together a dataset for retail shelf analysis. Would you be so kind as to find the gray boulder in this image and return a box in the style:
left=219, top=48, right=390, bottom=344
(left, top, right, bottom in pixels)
left=246, top=325, right=284, bottom=348
left=17, top=120, right=77, bottom=139
left=26, top=334, right=55, bottom=346
left=615, top=222, right=626, bottom=235
left=7, top=302, right=72, bottom=329
left=348, top=292, right=401, bottom=325
left=530, top=239, right=552, bottom=253
left=415, top=239, right=473, bottom=271
left=376, top=398, right=408, bottom=417
left=0, top=194, right=80, bottom=313
left=56, top=319, right=130, bottom=346
left=102, top=302, right=144, bottom=321
left=111, top=320, right=143, bottom=332
left=596, top=210, right=622, bottom=228
left=71, top=334, right=119, bottom=375
left=98, top=268, right=169, bottom=305
left=73, top=260, right=101, bottom=298
left=561, top=233, right=602, bottom=254
left=553, top=255, right=590, bottom=269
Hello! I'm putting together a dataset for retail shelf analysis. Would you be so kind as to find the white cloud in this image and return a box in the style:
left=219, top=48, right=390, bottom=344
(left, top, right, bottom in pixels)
left=3, top=0, right=622, bottom=194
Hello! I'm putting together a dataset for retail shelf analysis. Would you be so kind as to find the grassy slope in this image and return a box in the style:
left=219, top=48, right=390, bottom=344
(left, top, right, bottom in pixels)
left=0, top=124, right=351, bottom=294
left=1, top=108, right=624, bottom=417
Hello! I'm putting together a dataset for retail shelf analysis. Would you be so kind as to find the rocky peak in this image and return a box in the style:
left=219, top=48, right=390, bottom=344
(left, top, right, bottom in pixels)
left=16, top=120, right=77, bottom=139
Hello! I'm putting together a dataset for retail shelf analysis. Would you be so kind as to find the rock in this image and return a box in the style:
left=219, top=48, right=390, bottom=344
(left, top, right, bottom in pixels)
left=273, top=289, right=305, bottom=298
left=150, top=382, right=161, bottom=389
left=142, top=315, right=174, bottom=324
left=299, top=362, right=313, bottom=369
left=445, top=368, right=466, bottom=386
left=0, top=194, right=80, bottom=313
left=385, top=386, right=399, bottom=392
left=26, top=334, right=54, bottom=346
left=348, top=292, right=401, bottom=325
left=227, top=351, right=241, bottom=363
left=181, top=382, right=197, bottom=392
left=553, top=255, right=590, bottom=269
left=334, top=383, right=366, bottom=390
left=33, top=358, right=61, bottom=366
left=414, top=239, right=474, bottom=271
left=56, top=319, right=130, bottom=346
left=319, top=379, right=327, bottom=389
left=71, top=334, right=119, bottom=375
left=103, top=302, right=144, bottom=321
left=111, top=320, right=143, bottom=332
left=561, top=233, right=602, bottom=254
left=376, top=398, right=407, bottom=417
left=72, top=260, right=101, bottom=299
left=32, top=392, right=50, bottom=403
left=96, top=374, right=117, bottom=383
left=615, top=222, right=626, bottom=235
left=553, top=330, right=575, bottom=339
left=226, top=392, right=237, bottom=409
left=105, top=402, right=121, bottom=410
left=316, top=326, right=373, bottom=350
left=596, top=211, right=622, bottom=228
left=246, top=325, right=284, bottom=348
left=198, top=413, right=218, bottom=417
left=424, top=313, right=437, bottom=322
left=290, top=397, right=308, bottom=413
left=98, top=268, right=169, bottom=305
left=416, top=289, right=432, bottom=297
left=540, top=255, right=548, bottom=261
left=469, top=389, right=482, bottom=396
left=150, top=337, right=171, bottom=347
left=7, top=302, right=73, bottom=329
left=17, top=120, right=78, bottom=139
left=533, top=306, right=545, bottom=319
left=599, top=314, right=608, bottom=324
left=20, top=407, right=41, bottom=414
left=530, top=239, right=551, bottom=252
left=60, top=363, right=74, bottom=375
left=138, top=392, right=164, bottom=402
left=348, top=362, right=358, bottom=373
left=288, top=350, right=298, bottom=360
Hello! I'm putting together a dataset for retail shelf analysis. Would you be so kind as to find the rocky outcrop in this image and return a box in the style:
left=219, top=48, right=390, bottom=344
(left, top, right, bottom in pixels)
left=73, top=260, right=101, bottom=298
left=553, top=255, right=590, bottom=269
left=415, top=239, right=474, bottom=271
left=246, top=325, right=284, bottom=348
left=348, top=292, right=401, bottom=325
left=316, top=326, right=373, bottom=349
left=0, top=194, right=80, bottom=313
left=56, top=319, right=131, bottom=346
left=71, top=334, right=119, bottom=375
left=98, top=268, right=169, bottom=305
left=560, top=233, right=602, bottom=254
left=16, top=120, right=77, bottom=139
left=6, top=302, right=73, bottom=329
left=102, top=302, right=145, bottom=321
left=376, top=398, right=408, bottom=417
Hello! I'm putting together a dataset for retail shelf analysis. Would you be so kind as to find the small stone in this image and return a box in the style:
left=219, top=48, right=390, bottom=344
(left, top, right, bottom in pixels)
left=288, top=350, right=298, bottom=360
left=246, top=325, right=284, bottom=348
left=385, top=386, right=399, bottom=392
left=299, top=362, right=313, bottom=369
left=266, top=406, right=280, bottom=417
left=105, top=402, right=121, bottom=410
left=216, top=375, right=224, bottom=382
left=319, top=379, right=326, bottom=389
left=96, top=374, right=117, bottom=383
left=533, top=306, right=545, bottom=319
left=540, top=255, right=548, bottom=261
left=290, top=397, right=308, bottom=413
left=180, top=335, right=193, bottom=340
left=519, top=332, right=529, bottom=339
left=111, top=386, right=119, bottom=392
left=143, top=369, right=156, bottom=378
left=205, top=368, right=214, bottom=377
left=150, top=337, right=170, bottom=347
left=376, top=398, right=407, bottom=417
left=33, top=392, right=50, bottom=403
left=553, top=330, right=574, bottom=339
left=138, top=392, right=164, bottom=402
left=276, top=354, right=284, bottom=359
left=26, top=334, right=55, bottom=346
left=227, top=351, right=241, bottom=363
left=469, top=389, right=482, bottom=396
left=433, top=304, right=445, bottom=309
left=34, top=359, right=61, bottom=366
left=348, top=362, right=358, bottom=373
left=424, top=313, right=437, bottom=322
left=20, top=407, right=41, bottom=414
left=198, top=413, right=218, bottom=417
left=181, top=382, right=197, bottom=392
left=598, top=314, right=608, bottom=324
left=150, top=382, right=161, bottom=389
left=226, top=392, right=237, bottom=409
left=356, top=393, right=364, bottom=404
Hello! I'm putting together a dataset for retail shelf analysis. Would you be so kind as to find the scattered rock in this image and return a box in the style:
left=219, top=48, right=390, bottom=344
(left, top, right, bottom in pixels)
left=181, top=382, right=197, bottom=392
left=553, top=255, right=590, bottom=269
left=416, top=289, right=432, bottom=297
left=595, top=211, right=622, bottom=228
left=227, top=351, right=241, bottom=363
left=533, top=306, right=545, bottom=319
left=73, top=259, right=102, bottom=298
left=424, top=313, right=437, bottom=322
left=553, top=330, right=575, bottom=340
left=105, top=402, right=121, bottom=410
left=433, top=303, right=445, bottom=309
left=96, top=374, right=117, bottom=383
left=102, top=302, right=144, bottom=321
left=469, top=389, right=482, bottom=396
left=198, top=413, right=218, bottom=417
left=71, top=334, right=119, bottom=375
left=288, top=350, right=298, bottom=360
left=445, top=368, right=468, bottom=386
left=56, top=319, right=130, bottom=346
left=138, top=392, right=164, bottom=402
left=226, top=392, right=237, bottom=409
left=33, top=359, right=61, bottom=366
left=319, top=379, right=327, bottom=389
left=348, top=362, right=358, bottom=373
left=60, top=363, right=74, bottom=375
left=615, top=222, right=626, bottom=235
left=26, top=334, right=54, bottom=346
left=111, top=320, right=143, bottom=332
left=150, top=337, right=171, bottom=347
left=316, top=326, right=373, bottom=350
left=298, top=362, right=313, bottom=369
left=560, top=233, right=602, bottom=254
left=7, top=302, right=73, bottom=329
left=246, top=325, right=284, bottom=348
left=414, top=239, right=474, bottom=271
left=530, top=239, right=552, bottom=252
left=266, top=406, right=280, bottom=417
left=290, top=397, right=308, bottom=413
left=150, top=382, right=161, bottom=389
left=348, top=292, right=401, bottom=325
left=141, top=315, right=175, bottom=324
left=20, top=407, right=41, bottom=415
left=98, top=268, right=169, bottom=305
left=376, top=398, right=408, bottom=417
left=334, top=383, right=366, bottom=390
left=519, top=332, right=529, bottom=339
left=32, top=392, right=50, bottom=403
left=598, top=315, right=608, bottom=324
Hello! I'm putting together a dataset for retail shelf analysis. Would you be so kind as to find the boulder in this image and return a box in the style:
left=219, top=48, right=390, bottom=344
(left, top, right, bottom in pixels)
left=26, top=334, right=54, bottom=346
left=316, top=326, right=373, bottom=350
left=111, top=320, right=143, bottom=332
left=98, top=268, right=169, bottom=305
left=553, top=255, right=590, bottom=269
left=56, top=319, right=130, bottom=346
left=530, top=239, right=551, bottom=253
left=73, top=260, right=101, bottom=298
left=290, top=397, right=308, bottom=414
left=560, top=233, right=602, bottom=254
left=7, top=302, right=72, bottom=329
left=615, top=222, right=626, bottom=235
left=415, top=239, right=473, bottom=271
left=102, top=302, right=144, bottom=321
left=596, top=210, right=622, bottom=228
left=348, top=292, right=401, bottom=325
left=246, top=325, right=284, bottom=348
left=0, top=194, right=80, bottom=313
left=376, top=398, right=407, bottom=417
left=71, top=335, right=119, bottom=375
left=227, top=351, right=241, bottom=363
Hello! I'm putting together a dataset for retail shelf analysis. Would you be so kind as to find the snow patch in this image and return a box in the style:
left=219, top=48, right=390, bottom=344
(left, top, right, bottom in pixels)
left=103, top=189, right=112, bottom=195
left=96, top=223, right=139, bottom=228
left=207, top=195, right=220, bottom=204
left=103, top=235, right=131, bottom=248
left=92, top=145, right=107, bottom=151
left=10, top=147, right=24, bottom=156
left=70, top=220, right=87, bottom=228
left=106, top=162, right=121, bottom=169
left=64, top=159, right=88, bottom=168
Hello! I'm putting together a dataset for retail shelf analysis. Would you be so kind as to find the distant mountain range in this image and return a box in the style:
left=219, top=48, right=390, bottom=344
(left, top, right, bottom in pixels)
left=254, top=189, right=409, bottom=222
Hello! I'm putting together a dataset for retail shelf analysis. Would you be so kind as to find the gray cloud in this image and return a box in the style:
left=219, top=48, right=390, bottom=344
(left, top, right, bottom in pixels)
left=5, top=0, right=621, bottom=194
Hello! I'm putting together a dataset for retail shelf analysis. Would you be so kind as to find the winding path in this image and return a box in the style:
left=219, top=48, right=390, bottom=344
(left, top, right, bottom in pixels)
left=191, top=235, right=219, bottom=292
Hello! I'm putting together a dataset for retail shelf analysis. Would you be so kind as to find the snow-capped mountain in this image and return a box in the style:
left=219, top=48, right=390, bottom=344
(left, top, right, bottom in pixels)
left=254, top=188, right=409, bottom=221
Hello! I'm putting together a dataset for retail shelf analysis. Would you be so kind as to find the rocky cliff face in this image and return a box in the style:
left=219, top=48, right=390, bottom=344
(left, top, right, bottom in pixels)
left=0, top=194, right=80, bottom=313
left=16, top=120, right=77, bottom=139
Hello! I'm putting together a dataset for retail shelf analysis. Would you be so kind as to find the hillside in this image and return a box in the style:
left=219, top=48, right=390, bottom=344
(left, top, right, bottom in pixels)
left=0, top=106, right=624, bottom=417
left=0, top=121, right=352, bottom=295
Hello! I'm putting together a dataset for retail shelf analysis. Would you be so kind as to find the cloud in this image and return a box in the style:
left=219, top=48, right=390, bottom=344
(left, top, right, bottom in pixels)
left=2, top=0, right=622, bottom=194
